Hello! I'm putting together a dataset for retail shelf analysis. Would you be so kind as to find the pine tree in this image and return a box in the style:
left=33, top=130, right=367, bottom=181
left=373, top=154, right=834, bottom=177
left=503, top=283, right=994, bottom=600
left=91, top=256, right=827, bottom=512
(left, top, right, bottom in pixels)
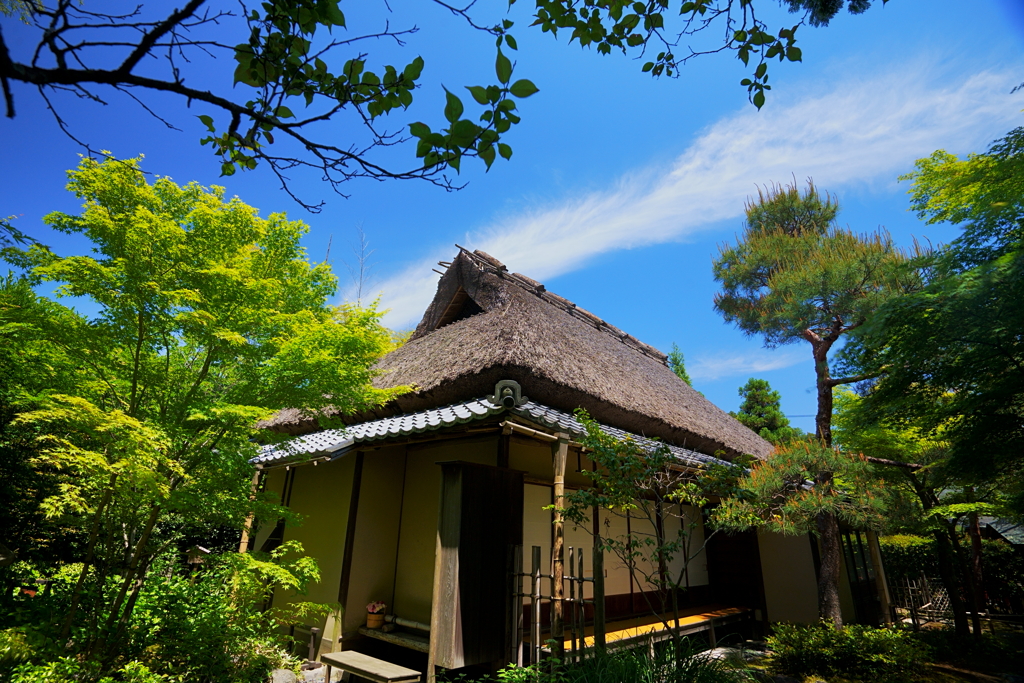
left=732, top=378, right=796, bottom=444
left=667, top=343, right=692, bottom=385
left=712, top=180, right=920, bottom=627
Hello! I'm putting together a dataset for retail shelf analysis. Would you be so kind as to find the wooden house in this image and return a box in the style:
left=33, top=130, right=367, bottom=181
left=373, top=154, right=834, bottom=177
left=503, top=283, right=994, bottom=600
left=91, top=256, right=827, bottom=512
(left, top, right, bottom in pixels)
left=252, top=248, right=889, bottom=678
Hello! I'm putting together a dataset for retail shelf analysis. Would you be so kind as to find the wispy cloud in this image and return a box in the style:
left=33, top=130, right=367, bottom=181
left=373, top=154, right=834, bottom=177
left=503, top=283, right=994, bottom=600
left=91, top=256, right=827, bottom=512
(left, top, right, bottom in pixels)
left=689, top=349, right=805, bottom=382
left=371, top=63, right=1023, bottom=328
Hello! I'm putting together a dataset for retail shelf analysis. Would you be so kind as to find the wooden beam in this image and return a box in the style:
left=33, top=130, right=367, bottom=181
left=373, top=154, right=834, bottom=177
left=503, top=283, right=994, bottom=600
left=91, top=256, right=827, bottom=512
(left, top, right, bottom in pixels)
left=550, top=434, right=569, bottom=661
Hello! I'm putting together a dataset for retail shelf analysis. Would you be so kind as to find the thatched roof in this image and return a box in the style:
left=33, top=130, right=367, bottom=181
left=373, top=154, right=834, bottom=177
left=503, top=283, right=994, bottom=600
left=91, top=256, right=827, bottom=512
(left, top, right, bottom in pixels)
left=265, top=249, right=772, bottom=459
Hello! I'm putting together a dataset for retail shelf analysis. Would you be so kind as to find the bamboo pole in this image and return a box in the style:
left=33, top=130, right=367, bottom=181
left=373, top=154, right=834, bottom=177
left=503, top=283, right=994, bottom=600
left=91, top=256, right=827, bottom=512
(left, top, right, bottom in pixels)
left=551, top=435, right=569, bottom=662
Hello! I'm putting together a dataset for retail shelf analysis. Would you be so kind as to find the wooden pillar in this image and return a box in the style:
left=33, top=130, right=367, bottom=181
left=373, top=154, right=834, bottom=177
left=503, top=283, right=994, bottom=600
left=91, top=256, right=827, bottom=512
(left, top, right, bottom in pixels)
left=866, top=530, right=893, bottom=624
left=551, top=434, right=569, bottom=661
left=237, top=468, right=262, bottom=553
left=592, top=503, right=606, bottom=652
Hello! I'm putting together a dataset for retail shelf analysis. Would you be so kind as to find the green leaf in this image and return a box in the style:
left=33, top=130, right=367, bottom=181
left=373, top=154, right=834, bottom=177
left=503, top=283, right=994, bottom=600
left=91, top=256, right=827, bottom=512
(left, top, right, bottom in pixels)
left=752, top=90, right=765, bottom=109
left=498, top=143, right=512, bottom=160
left=505, top=34, right=518, bottom=50
left=325, top=2, right=345, bottom=26
left=443, top=89, right=464, bottom=124
left=198, top=115, right=214, bottom=131
left=220, top=162, right=236, bottom=176
left=755, top=63, right=767, bottom=79
left=467, top=86, right=489, bottom=105
left=403, top=56, right=424, bottom=82
left=786, top=46, right=802, bottom=62
left=409, top=122, right=431, bottom=138
left=451, top=119, right=479, bottom=146
left=480, top=143, right=496, bottom=169
left=495, top=50, right=513, bottom=85
left=275, top=106, right=294, bottom=119
left=642, top=62, right=654, bottom=73
left=509, top=79, right=539, bottom=98
left=233, top=62, right=260, bottom=87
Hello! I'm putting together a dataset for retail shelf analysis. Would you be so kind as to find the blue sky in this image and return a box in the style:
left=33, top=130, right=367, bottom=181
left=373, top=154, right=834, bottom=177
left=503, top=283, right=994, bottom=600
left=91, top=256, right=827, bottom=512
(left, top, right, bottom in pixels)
left=3, top=0, right=1024, bottom=433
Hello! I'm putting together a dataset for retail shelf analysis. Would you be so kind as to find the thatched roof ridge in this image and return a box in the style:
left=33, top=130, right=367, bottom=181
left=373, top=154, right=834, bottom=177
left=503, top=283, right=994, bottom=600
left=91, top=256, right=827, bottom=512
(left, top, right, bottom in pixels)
left=264, top=248, right=772, bottom=460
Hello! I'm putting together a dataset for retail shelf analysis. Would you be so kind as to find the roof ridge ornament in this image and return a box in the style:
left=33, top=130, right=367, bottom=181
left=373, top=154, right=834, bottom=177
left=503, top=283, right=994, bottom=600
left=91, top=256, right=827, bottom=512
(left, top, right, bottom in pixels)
left=490, top=379, right=528, bottom=409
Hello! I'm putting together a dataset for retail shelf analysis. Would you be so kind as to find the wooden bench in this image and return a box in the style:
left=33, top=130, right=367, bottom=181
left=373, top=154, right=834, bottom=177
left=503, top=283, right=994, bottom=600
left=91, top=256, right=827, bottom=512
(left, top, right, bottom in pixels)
left=321, top=651, right=421, bottom=683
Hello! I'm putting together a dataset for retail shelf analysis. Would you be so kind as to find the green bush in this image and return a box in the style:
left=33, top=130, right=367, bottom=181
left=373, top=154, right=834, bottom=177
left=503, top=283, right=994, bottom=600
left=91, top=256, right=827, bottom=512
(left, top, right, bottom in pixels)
left=914, top=627, right=1024, bottom=675
left=767, top=623, right=928, bottom=682
left=878, top=534, right=940, bottom=584
left=495, top=641, right=747, bottom=683
left=0, top=628, right=33, bottom=678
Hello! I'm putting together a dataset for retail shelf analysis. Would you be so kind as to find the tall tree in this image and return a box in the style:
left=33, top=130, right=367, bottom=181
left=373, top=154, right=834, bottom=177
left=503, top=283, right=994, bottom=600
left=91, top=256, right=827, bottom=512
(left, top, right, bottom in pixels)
left=712, top=180, right=919, bottom=626
left=1, top=1, right=880, bottom=206
left=667, top=342, right=692, bottom=385
left=0, top=155, right=403, bottom=670
left=831, top=387, right=1008, bottom=636
left=843, top=128, right=1024, bottom=513
left=731, top=377, right=795, bottom=444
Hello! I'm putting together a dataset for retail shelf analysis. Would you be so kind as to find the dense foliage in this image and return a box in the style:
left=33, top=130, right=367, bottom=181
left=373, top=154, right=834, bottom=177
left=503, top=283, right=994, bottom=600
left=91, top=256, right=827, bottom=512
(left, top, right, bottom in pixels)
left=0, top=157, right=401, bottom=680
left=495, top=640, right=745, bottom=683
left=766, top=623, right=928, bottom=682
left=842, top=127, right=1024, bottom=513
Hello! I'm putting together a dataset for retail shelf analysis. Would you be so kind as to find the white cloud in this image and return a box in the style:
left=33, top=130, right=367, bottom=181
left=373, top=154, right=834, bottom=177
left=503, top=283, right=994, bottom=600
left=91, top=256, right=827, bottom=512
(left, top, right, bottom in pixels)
left=374, top=63, right=1023, bottom=328
left=688, top=349, right=806, bottom=382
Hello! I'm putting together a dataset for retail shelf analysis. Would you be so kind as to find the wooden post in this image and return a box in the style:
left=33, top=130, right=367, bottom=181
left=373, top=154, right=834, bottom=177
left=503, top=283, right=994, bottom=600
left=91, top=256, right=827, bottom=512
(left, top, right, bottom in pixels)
left=866, top=530, right=892, bottom=624
left=568, top=547, right=577, bottom=661
left=551, top=435, right=569, bottom=662
left=592, top=477, right=606, bottom=653
left=536, top=548, right=544, bottom=663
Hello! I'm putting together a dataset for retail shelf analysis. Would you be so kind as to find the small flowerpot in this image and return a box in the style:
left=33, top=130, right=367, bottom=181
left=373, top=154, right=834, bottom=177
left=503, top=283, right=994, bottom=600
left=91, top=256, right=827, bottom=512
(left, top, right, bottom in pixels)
left=366, top=612, right=385, bottom=629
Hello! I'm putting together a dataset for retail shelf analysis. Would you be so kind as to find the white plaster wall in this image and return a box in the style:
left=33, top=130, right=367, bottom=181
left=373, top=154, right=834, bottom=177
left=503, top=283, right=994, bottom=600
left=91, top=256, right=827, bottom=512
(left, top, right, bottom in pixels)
left=758, top=530, right=819, bottom=624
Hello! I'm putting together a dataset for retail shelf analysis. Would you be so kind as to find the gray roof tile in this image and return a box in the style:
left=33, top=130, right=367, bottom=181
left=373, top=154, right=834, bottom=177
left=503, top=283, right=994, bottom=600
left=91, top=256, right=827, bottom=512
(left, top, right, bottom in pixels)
left=254, top=397, right=726, bottom=469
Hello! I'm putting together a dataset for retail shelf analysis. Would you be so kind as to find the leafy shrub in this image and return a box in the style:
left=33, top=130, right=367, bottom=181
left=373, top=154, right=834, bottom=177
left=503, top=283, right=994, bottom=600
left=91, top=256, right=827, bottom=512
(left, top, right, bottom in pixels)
left=496, top=641, right=747, bottom=683
left=11, top=658, right=168, bottom=683
left=878, top=534, right=940, bottom=584
left=767, top=622, right=928, bottom=682
left=0, top=628, right=33, bottom=678
left=914, top=627, right=1024, bottom=675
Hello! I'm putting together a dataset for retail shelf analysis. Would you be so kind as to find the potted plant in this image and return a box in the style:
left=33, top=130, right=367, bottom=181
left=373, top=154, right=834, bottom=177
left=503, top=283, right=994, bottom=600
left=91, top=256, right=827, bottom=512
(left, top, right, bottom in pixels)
left=366, top=601, right=386, bottom=629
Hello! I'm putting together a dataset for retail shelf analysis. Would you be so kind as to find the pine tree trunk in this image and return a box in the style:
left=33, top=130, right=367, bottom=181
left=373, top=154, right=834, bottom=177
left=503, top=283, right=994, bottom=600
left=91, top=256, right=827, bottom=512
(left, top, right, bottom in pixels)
left=812, top=340, right=843, bottom=627
left=815, top=491, right=844, bottom=628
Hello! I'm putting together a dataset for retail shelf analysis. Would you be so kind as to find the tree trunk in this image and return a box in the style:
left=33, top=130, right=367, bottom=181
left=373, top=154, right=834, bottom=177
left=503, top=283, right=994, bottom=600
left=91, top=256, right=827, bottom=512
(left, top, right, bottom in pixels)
left=816, top=506, right=844, bottom=628
left=933, top=525, right=970, bottom=636
left=811, top=340, right=843, bottom=627
left=813, top=342, right=835, bottom=448
left=967, top=509, right=986, bottom=637
left=62, top=472, right=117, bottom=645
left=97, top=504, right=161, bottom=650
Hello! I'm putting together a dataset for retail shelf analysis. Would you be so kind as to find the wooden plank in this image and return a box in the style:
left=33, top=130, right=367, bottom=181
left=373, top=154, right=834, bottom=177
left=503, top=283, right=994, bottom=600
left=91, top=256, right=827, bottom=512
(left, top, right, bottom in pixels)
left=522, top=605, right=751, bottom=652
left=358, top=627, right=430, bottom=654
left=321, top=651, right=421, bottom=683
